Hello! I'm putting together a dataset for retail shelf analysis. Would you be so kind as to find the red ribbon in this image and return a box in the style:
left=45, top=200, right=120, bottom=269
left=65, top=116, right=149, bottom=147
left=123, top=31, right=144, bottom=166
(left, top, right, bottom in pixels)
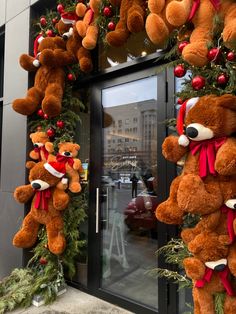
left=34, top=189, right=51, bottom=211
left=87, top=8, right=94, bottom=25
left=56, top=154, right=74, bottom=167
left=188, top=0, right=220, bottom=21
left=189, top=137, right=226, bottom=178
left=195, top=266, right=234, bottom=296
left=34, top=146, right=49, bottom=161
left=221, top=205, right=236, bottom=243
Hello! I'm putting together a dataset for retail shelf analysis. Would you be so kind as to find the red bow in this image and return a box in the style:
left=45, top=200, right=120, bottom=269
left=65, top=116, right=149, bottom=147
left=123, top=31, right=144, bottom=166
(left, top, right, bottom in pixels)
left=34, top=146, right=49, bottom=161
left=221, top=205, right=236, bottom=243
left=188, top=0, right=220, bottom=21
left=195, top=266, right=234, bottom=296
left=87, top=8, right=94, bottom=25
left=34, top=189, right=51, bottom=211
left=189, top=137, right=226, bottom=178
left=56, top=154, right=74, bottom=167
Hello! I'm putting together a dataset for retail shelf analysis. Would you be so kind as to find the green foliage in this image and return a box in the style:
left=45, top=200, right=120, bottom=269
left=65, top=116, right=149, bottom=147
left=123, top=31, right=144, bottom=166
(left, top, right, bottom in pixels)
left=32, top=9, right=60, bottom=39
left=214, top=292, right=225, bottom=314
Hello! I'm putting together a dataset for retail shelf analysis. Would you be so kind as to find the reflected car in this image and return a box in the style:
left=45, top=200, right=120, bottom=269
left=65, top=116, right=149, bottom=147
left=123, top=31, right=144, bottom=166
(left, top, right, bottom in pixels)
left=124, top=192, right=158, bottom=233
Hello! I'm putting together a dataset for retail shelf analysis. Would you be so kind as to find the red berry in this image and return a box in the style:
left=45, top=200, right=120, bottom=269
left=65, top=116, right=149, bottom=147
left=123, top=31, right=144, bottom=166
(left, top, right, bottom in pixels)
left=177, top=98, right=184, bottom=105
left=40, top=17, right=47, bottom=27
left=207, top=47, right=220, bottom=62
left=37, top=109, right=44, bottom=117
left=44, top=113, right=49, bottom=120
left=227, top=51, right=235, bottom=61
left=191, top=76, right=205, bottom=90
left=56, top=120, right=65, bottom=128
left=67, top=73, right=75, bottom=81
left=46, top=30, right=54, bottom=37
left=39, top=257, right=48, bottom=265
left=178, top=41, right=189, bottom=54
left=174, top=64, right=186, bottom=78
left=217, top=73, right=228, bottom=86
left=57, top=4, right=64, bottom=14
left=108, top=21, right=116, bottom=31
left=103, top=6, right=112, bottom=17
left=47, top=128, right=55, bottom=137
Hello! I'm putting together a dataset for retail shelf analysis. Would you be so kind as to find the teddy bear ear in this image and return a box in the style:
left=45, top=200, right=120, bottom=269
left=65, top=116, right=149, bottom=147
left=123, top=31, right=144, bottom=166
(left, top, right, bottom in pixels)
left=217, top=94, right=236, bottom=111
left=188, top=240, right=201, bottom=254
left=218, top=235, right=231, bottom=245
left=74, top=143, right=80, bottom=151
left=26, top=161, right=37, bottom=169
left=29, top=133, right=35, bottom=139
left=53, top=36, right=66, bottom=49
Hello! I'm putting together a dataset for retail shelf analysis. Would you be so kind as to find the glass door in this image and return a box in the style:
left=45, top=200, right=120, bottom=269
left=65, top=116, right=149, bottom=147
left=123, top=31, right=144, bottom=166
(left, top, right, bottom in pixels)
left=89, top=67, right=177, bottom=314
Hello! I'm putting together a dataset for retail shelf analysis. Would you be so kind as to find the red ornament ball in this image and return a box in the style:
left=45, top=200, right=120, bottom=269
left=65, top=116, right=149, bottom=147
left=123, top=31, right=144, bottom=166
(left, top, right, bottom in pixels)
left=108, top=21, right=116, bottom=31
left=217, top=73, right=229, bottom=86
left=207, top=47, right=220, bottom=61
left=37, top=109, right=44, bottom=117
left=103, top=6, right=113, bottom=17
left=40, top=17, right=47, bottom=27
left=57, top=4, right=64, bottom=14
left=56, top=120, right=65, bottom=128
left=52, top=17, right=58, bottom=25
left=37, top=126, right=42, bottom=131
left=227, top=51, right=235, bottom=61
left=174, top=64, right=186, bottom=78
left=44, top=113, right=49, bottom=120
left=191, top=75, right=205, bottom=90
left=177, top=98, right=184, bottom=105
left=178, top=41, right=189, bottom=53
left=67, top=73, right=75, bottom=81
left=39, top=257, right=48, bottom=265
left=46, top=30, right=54, bottom=37
left=47, top=128, right=55, bottom=137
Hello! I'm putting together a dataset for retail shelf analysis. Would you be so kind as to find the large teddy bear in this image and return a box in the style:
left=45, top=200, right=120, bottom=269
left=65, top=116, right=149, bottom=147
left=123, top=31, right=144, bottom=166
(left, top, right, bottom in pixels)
left=29, top=131, right=52, bottom=162
left=46, top=141, right=83, bottom=193
left=156, top=94, right=236, bottom=225
left=75, top=0, right=102, bottom=50
left=164, top=0, right=236, bottom=66
left=183, top=232, right=236, bottom=314
left=12, top=36, right=75, bottom=117
left=105, top=0, right=147, bottom=47
left=13, top=161, right=69, bottom=255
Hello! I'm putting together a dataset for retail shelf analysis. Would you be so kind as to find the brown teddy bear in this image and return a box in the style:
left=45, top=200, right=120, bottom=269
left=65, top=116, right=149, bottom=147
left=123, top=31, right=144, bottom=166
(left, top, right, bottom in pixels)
left=12, top=36, right=75, bottom=117
left=105, top=0, right=147, bottom=47
left=55, top=18, right=93, bottom=73
left=29, top=131, right=52, bottom=162
left=75, top=0, right=102, bottom=50
left=13, top=161, right=69, bottom=255
left=47, top=141, right=82, bottom=193
left=156, top=94, right=236, bottom=225
left=183, top=232, right=236, bottom=314
left=145, top=0, right=176, bottom=47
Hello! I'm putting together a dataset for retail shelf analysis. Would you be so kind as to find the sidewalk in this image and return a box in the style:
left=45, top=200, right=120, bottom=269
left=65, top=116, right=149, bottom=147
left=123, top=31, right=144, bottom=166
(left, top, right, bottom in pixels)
left=11, top=286, right=133, bottom=314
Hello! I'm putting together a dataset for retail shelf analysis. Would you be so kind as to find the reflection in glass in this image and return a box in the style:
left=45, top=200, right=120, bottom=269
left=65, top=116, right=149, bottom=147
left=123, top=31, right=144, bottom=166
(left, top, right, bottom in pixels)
left=101, top=77, right=158, bottom=309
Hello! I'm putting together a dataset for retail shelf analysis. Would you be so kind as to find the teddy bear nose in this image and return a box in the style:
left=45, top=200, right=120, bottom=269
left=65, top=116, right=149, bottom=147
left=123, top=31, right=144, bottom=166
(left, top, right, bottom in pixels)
left=186, top=127, right=198, bottom=138
left=234, top=204, right=236, bottom=209
left=64, top=152, right=71, bottom=156
left=34, top=144, right=39, bottom=148
left=214, top=264, right=226, bottom=271
left=32, top=182, right=41, bottom=190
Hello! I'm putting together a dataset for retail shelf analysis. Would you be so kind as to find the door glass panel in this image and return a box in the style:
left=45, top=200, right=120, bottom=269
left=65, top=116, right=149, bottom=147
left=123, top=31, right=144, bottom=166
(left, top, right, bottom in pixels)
left=101, top=76, right=158, bottom=310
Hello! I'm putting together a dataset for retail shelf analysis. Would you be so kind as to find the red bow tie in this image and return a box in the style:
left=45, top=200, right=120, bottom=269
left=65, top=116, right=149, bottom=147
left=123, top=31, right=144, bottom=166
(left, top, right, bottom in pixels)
left=34, top=188, right=51, bottom=211
left=56, top=154, right=74, bottom=167
left=34, top=146, right=49, bottom=161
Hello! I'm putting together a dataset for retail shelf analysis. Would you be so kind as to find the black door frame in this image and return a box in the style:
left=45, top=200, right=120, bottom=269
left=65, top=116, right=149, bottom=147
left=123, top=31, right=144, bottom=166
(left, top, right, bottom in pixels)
left=87, top=63, right=178, bottom=314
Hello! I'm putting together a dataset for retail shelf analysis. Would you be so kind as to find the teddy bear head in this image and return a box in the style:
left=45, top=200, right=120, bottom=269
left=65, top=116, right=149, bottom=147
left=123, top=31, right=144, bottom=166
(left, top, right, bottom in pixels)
left=30, top=131, right=50, bottom=149
left=178, top=94, right=236, bottom=143
left=58, top=142, right=80, bottom=158
left=38, top=36, right=66, bottom=53
left=27, top=161, right=66, bottom=190
left=188, top=232, right=230, bottom=265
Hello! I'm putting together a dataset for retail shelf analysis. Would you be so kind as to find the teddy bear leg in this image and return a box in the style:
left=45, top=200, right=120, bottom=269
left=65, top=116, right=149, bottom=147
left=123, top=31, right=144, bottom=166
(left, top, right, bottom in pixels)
left=227, top=243, right=236, bottom=276
left=224, top=295, right=236, bottom=314
left=46, top=216, right=66, bottom=255
left=105, top=20, right=130, bottom=47
left=127, top=3, right=145, bottom=33
left=82, top=25, right=99, bottom=50
left=76, top=21, right=88, bottom=38
left=53, top=189, right=70, bottom=210
left=223, top=9, right=236, bottom=48
left=194, top=288, right=215, bottom=314
left=77, top=47, right=93, bottom=73
left=13, top=213, right=40, bottom=248
left=177, top=174, right=223, bottom=214
left=166, top=0, right=192, bottom=27
left=12, top=87, right=44, bottom=116
left=156, top=176, right=184, bottom=224
left=215, top=138, right=236, bottom=175
left=145, top=13, right=170, bottom=46
left=42, top=83, right=63, bottom=117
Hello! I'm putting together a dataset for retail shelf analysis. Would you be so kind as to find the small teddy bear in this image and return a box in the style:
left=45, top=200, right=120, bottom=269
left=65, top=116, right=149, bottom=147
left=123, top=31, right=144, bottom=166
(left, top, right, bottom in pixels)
left=183, top=232, right=236, bottom=314
left=13, top=161, right=70, bottom=255
left=12, top=36, right=75, bottom=117
left=105, top=0, right=147, bottom=47
left=47, top=141, right=83, bottom=193
left=156, top=94, right=236, bottom=225
left=29, top=131, right=52, bottom=162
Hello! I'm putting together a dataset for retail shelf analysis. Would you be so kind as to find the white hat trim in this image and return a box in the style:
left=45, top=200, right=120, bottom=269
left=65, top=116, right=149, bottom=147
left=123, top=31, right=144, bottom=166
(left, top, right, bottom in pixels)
left=44, top=163, right=64, bottom=178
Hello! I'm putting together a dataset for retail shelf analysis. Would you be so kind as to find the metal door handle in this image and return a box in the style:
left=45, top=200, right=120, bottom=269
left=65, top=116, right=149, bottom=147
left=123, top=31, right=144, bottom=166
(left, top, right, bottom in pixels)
left=106, top=187, right=109, bottom=228
left=96, top=188, right=99, bottom=233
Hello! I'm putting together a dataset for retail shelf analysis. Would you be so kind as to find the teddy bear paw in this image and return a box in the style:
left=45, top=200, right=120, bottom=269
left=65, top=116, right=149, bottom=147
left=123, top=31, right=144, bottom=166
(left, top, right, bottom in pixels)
left=166, top=2, right=189, bottom=27
left=69, top=182, right=82, bottom=193
left=182, top=43, right=208, bottom=67
left=48, top=235, right=66, bottom=255
left=223, top=23, right=236, bottom=47
left=127, top=12, right=144, bottom=33
left=13, top=230, right=37, bottom=248
left=42, top=96, right=61, bottom=117
left=12, top=99, right=39, bottom=116
left=156, top=201, right=183, bottom=225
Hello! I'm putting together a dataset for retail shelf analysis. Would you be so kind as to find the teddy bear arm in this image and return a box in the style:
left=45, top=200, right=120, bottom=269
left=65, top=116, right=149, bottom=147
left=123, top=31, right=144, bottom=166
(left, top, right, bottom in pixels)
left=19, top=54, right=39, bottom=72
left=14, top=184, right=35, bottom=203
left=76, top=47, right=93, bottom=73
left=45, top=142, right=54, bottom=154
left=82, top=25, right=99, bottom=50
left=42, top=80, right=64, bottom=117
left=53, top=49, right=76, bottom=66
left=162, top=135, right=188, bottom=162
left=127, top=2, right=146, bottom=33
left=105, top=20, right=130, bottom=47
left=148, top=0, right=165, bottom=13
left=215, top=138, right=236, bottom=175
left=228, top=243, right=236, bottom=276
left=145, top=13, right=171, bottom=46
left=53, top=188, right=70, bottom=210
left=29, top=150, right=39, bottom=160
left=38, top=49, right=56, bottom=66
left=73, top=158, right=82, bottom=170
left=166, top=0, right=192, bottom=27
left=183, top=257, right=206, bottom=280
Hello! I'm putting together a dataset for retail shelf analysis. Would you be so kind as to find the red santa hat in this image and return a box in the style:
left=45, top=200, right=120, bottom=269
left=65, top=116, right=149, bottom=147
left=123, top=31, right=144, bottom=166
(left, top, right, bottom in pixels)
left=44, top=162, right=66, bottom=178
left=61, top=12, right=78, bottom=24
left=33, top=34, right=44, bottom=58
